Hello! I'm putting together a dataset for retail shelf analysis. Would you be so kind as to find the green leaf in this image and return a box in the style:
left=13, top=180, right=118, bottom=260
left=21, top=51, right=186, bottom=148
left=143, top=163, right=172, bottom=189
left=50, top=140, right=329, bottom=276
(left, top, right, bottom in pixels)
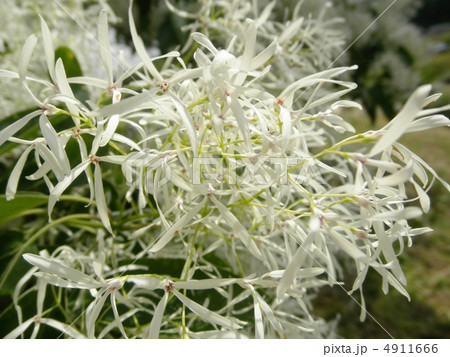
left=0, top=193, right=48, bottom=226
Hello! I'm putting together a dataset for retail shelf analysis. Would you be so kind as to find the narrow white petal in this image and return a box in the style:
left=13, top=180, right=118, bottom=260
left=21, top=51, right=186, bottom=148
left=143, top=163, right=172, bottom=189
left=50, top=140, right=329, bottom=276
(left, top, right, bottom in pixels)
left=252, top=288, right=264, bottom=339
left=277, top=230, right=317, bottom=299
left=109, top=133, right=141, bottom=151
left=128, top=276, right=163, bottom=290
left=280, top=106, right=292, bottom=151
left=229, top=97, right=250, bottom=149
left=327, top=229, right=367, bottom=262
left=375, top=161, right=413, bottom=187
left=40, top=318, right=85, bottom=339
left=188, top=330, right=249, bottom=339
left=6, top=145, right=34, bottom=200
left=405, top=115, right=450, bottom=133
left=19, top=34, right=38, bottom=82
left=169, top=170, right=193, bottom=192
left=169, top=93, right=198, bottom=154
left=169, top=68, right=203, bottom=86
left=210, top=195, right=263, bottom=260
left=33, top=272, right=97, bottom=289
left=252, top=39, right=278, bottom=69
left=150, top=196, right=206, bottom=252
left=99, top=114, right=120, bottom=147
left=147, top=292, right=168, bottom=339
left=98, top=9, right=113, bottom=83
left=110, top=291, right=128, bottom=338
left=94, top=163, right=113, bottom=235
left=68, top=76, right=109, bottom=88
left=418, top=103, right=450, bottom=117
left=279, top=17, right=304, bottom=44
left=172, top=289, right=244, bottom=330
left=48, top=160, right=90, bottom=218
left=40, top=16, right=55, bottom=81
left=412, top=181, right=430, bottom=213
left=370, top=207, right=422, bottom=221
left=36, top=279, right=47, bottom=316
left=128, top=1, right=163, bottom=82
left=39, top=114, right=71, bottom=175
left=373, top=222, right=406, bottom=285
left=86, top=290, right=110, bottom=339
left=54, top=58, right=74, bottom=97
left=35, top=142, right=65, bottom=181
left=279, top=66, right=357, bottom=108
left=174, top=278, right=238, bottom=290
left=235, top=19, right=256, bottom=86
left=54, top=59, right=79, bottom=124
left=164, top=0, right=198, bottom=19
left=369, top=85, right=432, bottom=157
left=0, top=110, right=41, bottom=146
left=23, top=254, right=101, bottom=288
left=255, top=291, right=284, bottom=338
left=0, top=69, right=19, bottom=78
left=4, top=318, right=34, bottom=339
left=99, top=89, right=159, bottom=117
left=191, top=32, right=218, bottom=55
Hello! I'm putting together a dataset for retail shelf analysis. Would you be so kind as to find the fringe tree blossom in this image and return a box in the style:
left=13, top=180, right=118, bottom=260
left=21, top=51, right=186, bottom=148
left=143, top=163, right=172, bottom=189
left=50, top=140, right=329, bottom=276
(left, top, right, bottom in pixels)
left=0, top=0, right=116, bottom=118
left=1, top=0, right=449, bottom=339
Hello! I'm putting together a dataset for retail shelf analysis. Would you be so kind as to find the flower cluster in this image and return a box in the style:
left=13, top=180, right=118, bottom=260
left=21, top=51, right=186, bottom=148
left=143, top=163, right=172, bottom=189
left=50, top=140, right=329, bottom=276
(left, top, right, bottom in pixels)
left=1, top=0, right=449, bottom=339
left=0, top=0, right=116, bottom=118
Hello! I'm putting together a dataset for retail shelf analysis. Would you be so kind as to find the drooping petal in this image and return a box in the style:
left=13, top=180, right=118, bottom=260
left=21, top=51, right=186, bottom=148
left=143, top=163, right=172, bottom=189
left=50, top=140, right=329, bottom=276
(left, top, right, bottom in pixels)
left=34, top=142, right=65, bottom=181
left=39, top=114, right=71, bottom=175
left=110, top=291, right=128, bottom=339
left=98, top=9, right=113, bottom=84
left=33, top=272, right=98, bottom=289
left=229, top=96, right=250, bottom=149
left=54, top=58, right=79, bottom=124
left=4, top=318, right=34, bottom=339
left=23, top=254, right=101, bottom=288
left=191, top=32, right=219, bottom=55
left=375, top=161, right=413, bottom=187
left=99, top=114, right=120, bottom=147
left=327, top=228, right=368, bottom=262
left=254, top=288, right=284, bottom=338
left=277, top=229, right=317, bottom=299
left=0, top=110, right=41, bottom=146
left=173, top=278, right=238, bottom=290
left=48, top=160, right=90, bottom=219
left=172, top=288, right=244, bottom=330
left=128, top=276, right=163, bottom=290
left=5, top=145, right=34, bottom=200
left=86, top=289, right=111, bottom=339
left=149, top=195, right=206, bottom=253
left=210, top=195, right=263, bottom=260
left=412, top=181, right=430, bottom=213
left=368, top=85, right=432, bottom=157
left=19, top=34, right=38, bottom=82
left=146, top=292, right=168, bottom=339
left=169, top=93, right=198, bottom=154
left=251, top=38, right=278, bottom=69
left=251, top=287, right=264, bottom=339
left=405, top=115, right=450, bottom=133
left=128, top=0, right=163, bottom=82
left=99, top=88, right=160, bottom=117
left=94, top=163, right=113, bottom=235
left=40, top=318, right=86, bottom=339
